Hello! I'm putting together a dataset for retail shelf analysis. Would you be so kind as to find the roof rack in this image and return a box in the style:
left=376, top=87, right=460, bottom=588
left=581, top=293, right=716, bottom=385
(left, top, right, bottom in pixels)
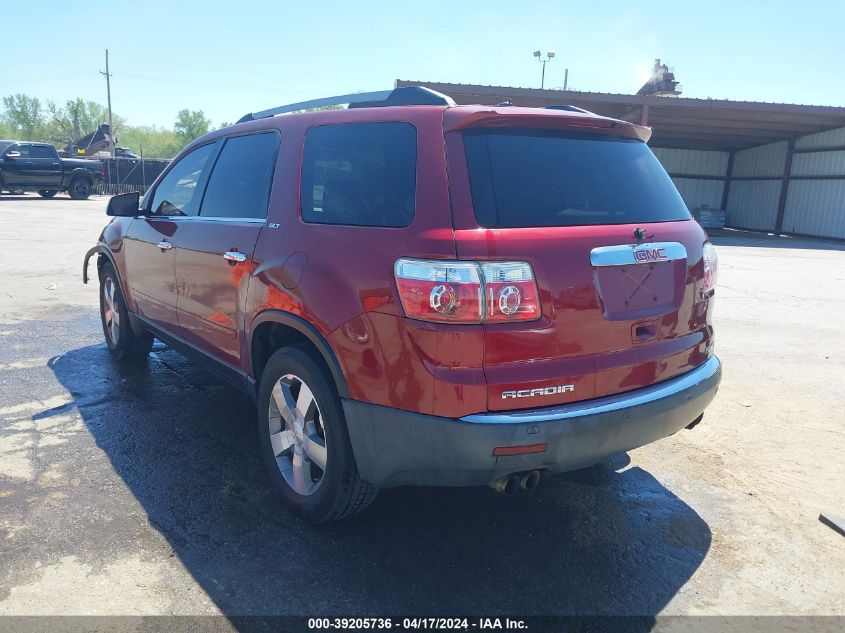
left=545, top=104, right=594, bottom=114
left=237, top=86, right=456, bottom=123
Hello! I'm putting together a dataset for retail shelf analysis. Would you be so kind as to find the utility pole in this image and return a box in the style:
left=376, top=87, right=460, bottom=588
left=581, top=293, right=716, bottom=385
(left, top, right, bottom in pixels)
left=563, top=68, right=569, bottom=91
left=100, top=49, right=115, bottom=157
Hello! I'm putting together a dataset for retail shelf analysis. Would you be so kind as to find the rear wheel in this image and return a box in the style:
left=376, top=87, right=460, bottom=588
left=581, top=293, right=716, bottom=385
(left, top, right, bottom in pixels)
left=68, top=177, right=92, bottom=200
left=37, top=189, right=58, bottom=198
left=99, top=263, right=153, bottom=362
left=257, top=345, right=377, bottom=522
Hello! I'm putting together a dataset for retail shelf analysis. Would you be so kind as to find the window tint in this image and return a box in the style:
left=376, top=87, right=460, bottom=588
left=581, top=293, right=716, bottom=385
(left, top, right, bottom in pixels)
left=199, top=133, right=278, bottom=219
left=463, top=129, right=690, bottom=228
left=149, top=142, right=217, bottom=216
left=11, top=145, right=31, bottom=158
left=301, top=122, right=416, bottom=227
left=30, top=145, right=55, bottom=159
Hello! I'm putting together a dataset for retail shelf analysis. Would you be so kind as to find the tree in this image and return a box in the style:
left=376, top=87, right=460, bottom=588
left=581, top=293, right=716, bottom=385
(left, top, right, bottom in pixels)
left=1, top=94, right=45, bottom=140
left=118, top=125, right=182, bottom=159
left=46, top=99, right=123, bottom=147
left=174, top=109, right=210, bottom=145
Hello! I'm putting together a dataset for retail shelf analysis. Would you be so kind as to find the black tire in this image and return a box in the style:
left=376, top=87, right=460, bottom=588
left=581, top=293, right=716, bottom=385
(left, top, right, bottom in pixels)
left=257, top=344, right=377, bottom=522
left=37, top=189, right=58, bottom=198
left=99, top=262, right=153, bottom=363
left=68, top=177, right=92, bottom=200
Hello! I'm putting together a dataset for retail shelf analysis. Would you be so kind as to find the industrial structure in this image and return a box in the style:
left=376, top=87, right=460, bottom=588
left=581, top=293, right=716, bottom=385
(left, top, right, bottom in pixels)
left=396, top=79, right=845, bottom=240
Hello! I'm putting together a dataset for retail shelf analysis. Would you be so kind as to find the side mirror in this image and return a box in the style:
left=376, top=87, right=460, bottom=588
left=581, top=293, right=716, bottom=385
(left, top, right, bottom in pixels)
left=4, top=151, right=21, bottom=158
left=106, top=191, right=141, bottom=217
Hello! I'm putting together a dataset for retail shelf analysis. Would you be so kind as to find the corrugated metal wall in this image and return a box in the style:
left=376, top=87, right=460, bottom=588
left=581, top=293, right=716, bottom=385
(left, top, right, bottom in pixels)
left=782, top=181, right=845, bottom=237
left=673, top=178, right=725, bottom=210
left=726, top=180, right=782, bottom=231
left=652, top=148, right=729, bottom=176
left=652, top=148, right=728, bottom=211
left=795, top=126, right=845, bottom=150
left=725, top=141, right=788, bottom=231
left=786, top=126, right=845, bottom=239
left=654, top=125, right=845, bottom=240
left=731, top=141, right=787, bottom=178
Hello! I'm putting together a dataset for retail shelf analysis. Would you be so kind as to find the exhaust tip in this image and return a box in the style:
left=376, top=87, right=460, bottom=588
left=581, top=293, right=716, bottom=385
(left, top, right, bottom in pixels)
left=520, top=470, right=542, bottom=492
left=490, top=474, right=523, bottom=495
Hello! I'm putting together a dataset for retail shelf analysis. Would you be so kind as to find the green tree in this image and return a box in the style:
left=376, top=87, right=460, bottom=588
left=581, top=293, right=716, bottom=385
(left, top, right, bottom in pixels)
left=1, top=94, right=45, bottom=140
left=46, top=98, right=123, bottom=147
left=119, top=125, right=182, bottom=159
left=174, top=109, right=210, bottom=145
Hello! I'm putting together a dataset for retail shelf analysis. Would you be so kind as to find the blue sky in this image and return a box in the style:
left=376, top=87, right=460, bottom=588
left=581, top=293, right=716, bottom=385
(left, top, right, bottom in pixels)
left=8, top=0, right=845, bottom=128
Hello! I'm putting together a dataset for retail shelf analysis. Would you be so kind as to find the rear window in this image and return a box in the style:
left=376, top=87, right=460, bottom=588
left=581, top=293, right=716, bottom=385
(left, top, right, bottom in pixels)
left=463, top=129, right=690, bottom=228
left=301, top=122, right=416, bottom=227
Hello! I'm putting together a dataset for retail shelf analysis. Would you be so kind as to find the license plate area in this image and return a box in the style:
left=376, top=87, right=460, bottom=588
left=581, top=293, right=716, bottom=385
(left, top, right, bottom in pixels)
left=590, top=242, right=687, bottom=321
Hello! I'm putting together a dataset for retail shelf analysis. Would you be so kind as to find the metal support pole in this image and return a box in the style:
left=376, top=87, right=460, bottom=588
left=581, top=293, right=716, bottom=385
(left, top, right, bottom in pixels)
left=541, top=61, right=546, bottom=89
left=721, top=151, right=735, bottom=213
left=140, top=144, right=146, bottom=194
left=563, top=68, right=569, bottom=91
left=639, top=104, right=650, bottom=126
left=775, top=138, right=795, bottom=234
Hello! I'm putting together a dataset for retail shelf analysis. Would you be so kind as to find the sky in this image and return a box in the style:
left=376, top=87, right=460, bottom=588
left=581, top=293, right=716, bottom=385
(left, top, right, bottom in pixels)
left=7, top=0, right=845, bottom=129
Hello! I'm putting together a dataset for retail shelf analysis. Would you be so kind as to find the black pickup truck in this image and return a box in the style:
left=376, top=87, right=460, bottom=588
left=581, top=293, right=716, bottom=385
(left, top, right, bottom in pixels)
left=0, top=140, right=103, bottom=200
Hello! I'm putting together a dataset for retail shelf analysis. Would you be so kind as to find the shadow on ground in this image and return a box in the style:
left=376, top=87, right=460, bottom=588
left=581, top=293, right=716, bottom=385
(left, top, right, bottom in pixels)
left=43, top=341, right=711, bottom=618
left=708, top=228, right=845, bottom=251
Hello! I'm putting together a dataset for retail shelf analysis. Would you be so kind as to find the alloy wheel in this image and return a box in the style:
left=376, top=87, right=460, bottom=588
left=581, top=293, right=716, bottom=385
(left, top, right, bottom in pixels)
left=102, top=276, right=120, bottom=346
left=268, top=373, right=328, bottom=496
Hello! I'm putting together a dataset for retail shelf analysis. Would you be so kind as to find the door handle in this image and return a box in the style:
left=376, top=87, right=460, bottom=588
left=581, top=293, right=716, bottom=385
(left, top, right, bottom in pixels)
left=223, top=251, right=247, bottom=262
left=157, top=240, right=173, bottom=251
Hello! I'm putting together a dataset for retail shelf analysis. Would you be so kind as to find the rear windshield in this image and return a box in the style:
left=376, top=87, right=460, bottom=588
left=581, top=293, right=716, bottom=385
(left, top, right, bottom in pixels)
left=463, top=129, right=690, bottom=228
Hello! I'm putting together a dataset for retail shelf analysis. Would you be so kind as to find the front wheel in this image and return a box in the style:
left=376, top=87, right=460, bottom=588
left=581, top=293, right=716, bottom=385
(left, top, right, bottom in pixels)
left=68, top=177, right=92, bottom=200
left=257, top=345, right=377, bottom=522
left=99, top=263, right=153, bottom=362
left=37, top=189, right=58, bottom=198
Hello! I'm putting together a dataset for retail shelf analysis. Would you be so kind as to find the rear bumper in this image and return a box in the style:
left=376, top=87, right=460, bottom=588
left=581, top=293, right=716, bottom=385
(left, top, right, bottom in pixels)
left=343, top=356, right=721, bottom=487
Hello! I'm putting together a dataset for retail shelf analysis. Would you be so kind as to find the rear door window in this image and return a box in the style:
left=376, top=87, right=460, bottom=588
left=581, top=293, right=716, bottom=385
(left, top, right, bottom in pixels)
left=30, top=145, right=56, bottom=159
left=301, top=122, right=416, bottom=227
left=463, top=129, right=690, bottom=228
left=199, top=132, right=278, bottom=219
left=148, top=142, right=218, bottom=216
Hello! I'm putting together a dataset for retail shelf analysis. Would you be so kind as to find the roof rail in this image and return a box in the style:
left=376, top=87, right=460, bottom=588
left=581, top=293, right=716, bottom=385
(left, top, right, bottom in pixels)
left=237, top=86, right=455, bottom=123
left=545, top=105, right=594, bottom=114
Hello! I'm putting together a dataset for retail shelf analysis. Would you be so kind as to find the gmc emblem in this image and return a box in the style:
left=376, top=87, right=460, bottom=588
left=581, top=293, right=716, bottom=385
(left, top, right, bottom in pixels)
left=502, top=385, right=575, bottom=399
left=634, top=247, right=668, bottom=262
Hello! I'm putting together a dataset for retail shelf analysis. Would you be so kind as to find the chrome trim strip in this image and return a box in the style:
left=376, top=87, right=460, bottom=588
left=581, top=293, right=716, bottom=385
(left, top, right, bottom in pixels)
left=140, top=215, right=266, bottom=224
left=590, top=242, right=687, bottom=267
left=460, top=356, right=720, bottom=424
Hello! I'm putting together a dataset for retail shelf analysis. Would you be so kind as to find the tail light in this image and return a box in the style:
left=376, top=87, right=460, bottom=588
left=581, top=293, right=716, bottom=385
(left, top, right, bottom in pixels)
left=394, top=258, right=541, bottom=323
left=701, top=242, right=718, bottom=295
left=99, top=163, right=105, bottom=177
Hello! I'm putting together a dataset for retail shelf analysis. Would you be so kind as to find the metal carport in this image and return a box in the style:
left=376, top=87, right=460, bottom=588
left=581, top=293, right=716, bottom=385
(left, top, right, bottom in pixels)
left=397, top=80, right=845, bottom=240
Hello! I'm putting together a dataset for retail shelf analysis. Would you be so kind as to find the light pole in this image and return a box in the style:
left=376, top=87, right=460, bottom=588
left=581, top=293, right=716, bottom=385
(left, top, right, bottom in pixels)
left=533, top=50, right=555, bottom=89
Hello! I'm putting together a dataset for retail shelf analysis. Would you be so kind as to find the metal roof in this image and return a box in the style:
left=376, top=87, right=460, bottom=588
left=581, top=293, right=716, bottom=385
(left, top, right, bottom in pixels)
left=396, top=80, right=845, bottom=151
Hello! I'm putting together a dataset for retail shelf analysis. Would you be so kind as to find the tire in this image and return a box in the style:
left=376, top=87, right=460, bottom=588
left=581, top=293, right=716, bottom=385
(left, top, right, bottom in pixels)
left=99, top=262, right=153, bottom=363
left=257, top=344, right=377, bottom=522
left=68, top=177, right=92, bottom=200
left=37, top=190, right=58, bottom=198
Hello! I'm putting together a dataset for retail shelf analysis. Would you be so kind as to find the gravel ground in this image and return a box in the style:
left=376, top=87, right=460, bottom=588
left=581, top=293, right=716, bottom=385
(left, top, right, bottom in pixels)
left=0, top=194, right=843, bottom=618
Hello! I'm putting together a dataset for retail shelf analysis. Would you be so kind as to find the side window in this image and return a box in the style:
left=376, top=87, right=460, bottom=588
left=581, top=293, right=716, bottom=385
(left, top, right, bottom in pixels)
left=14, top=145, right=32, bottom=158
left=199, top=132, right=278, bottom=219
left=301, top=122, right=416, bottom=227
left=30, top=145, right=55, bottom=159
left=148, top=142, right=218, bottom=216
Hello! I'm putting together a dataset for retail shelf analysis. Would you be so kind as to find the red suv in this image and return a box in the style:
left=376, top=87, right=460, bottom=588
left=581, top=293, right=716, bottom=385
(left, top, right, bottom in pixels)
left=84, top=86, right=721, bottom=522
